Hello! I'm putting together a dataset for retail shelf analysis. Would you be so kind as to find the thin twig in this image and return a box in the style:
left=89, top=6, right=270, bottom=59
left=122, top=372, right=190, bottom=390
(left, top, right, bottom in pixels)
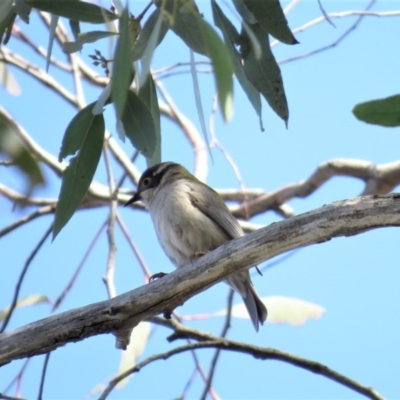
left=208, top=93, right=251, bottom=219
left=156, top=80, right=208, bottom=181
left=278, top=0, right=378, bottom=64
left=200, top=290, right=234, bottom=400
left=152, top=318, right=385, bottom=400
left=103, top=144, right=118, bottom=299
left=37, top=352, right=51, bottom=400
left=0, top=224, right=52, bottom=333
left=115, top=213, right=152, bottom=280
left=2, top=359, right=29, bottom=396
left=52, top=221, right=107, bottom=312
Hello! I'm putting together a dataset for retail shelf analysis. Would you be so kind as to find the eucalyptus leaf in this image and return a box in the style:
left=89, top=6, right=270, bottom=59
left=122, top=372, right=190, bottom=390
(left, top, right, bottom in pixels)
left=69, top=19, right=80, bottom=40
left=0, top=294, right=50, bottom=321
left=121, top=90, right=156, bottom=158
left=232, top=0, right=256, bottom=23
left=63, top=31, right=118, bottom=53
left=0, top=63, right=21, bottom=95
left=0, top=107, right=44, bottom=188
left=15, top=0, right=32, bottom=23
left=46, top=14, right=59, bottom=72
left=353, top=95, right=400, bottom=127
left=138, top=75, right=161, bottom=167
left=53, top=111, right=104, bottom=238
left=112, top=8, right=134, bottom=121
left=154, top=0, right=208, bottom=56
left=212, top=1, right=263, bottom=130
left=59, top=101, right=98, bottom=160
left=0, top=0, right=16, bottom=45
left=201, top=22, right=234, bottom=122
left=132, top=9, right=169, bottom=62
left=190, top=50, right=209, bottom=153
left=116, top=322, right=151, bottom=388
left=138, top=11, right=164, bottom=88
left=243, top=0, right=298, bottom=45
left=242, top=24, right=288, bottom=124
left=25, top=0, right=118, bottom=24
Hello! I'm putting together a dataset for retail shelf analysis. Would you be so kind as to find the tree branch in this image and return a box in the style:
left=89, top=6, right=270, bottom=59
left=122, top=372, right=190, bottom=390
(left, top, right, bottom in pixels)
left=0, top=194, right=399, bottom=366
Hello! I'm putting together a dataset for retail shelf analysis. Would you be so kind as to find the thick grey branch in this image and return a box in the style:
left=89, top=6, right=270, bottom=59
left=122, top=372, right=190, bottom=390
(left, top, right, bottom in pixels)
left=0, top=194, right=400, bottom=366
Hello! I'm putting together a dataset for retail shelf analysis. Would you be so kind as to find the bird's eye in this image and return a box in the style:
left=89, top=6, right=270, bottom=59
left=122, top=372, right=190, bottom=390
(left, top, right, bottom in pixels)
left=142, top=177, right=151, bottom=187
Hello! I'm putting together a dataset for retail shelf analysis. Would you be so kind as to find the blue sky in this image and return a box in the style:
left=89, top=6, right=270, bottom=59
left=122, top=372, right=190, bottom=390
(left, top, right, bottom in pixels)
left=1, top=0, right=400, bottom=399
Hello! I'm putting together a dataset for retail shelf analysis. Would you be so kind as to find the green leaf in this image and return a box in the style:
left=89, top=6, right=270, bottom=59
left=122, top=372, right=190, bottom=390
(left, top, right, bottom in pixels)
left=0, top=294, right=50, bottom=321
left=212, top=1, right=263, bottom=130
left=25, top=0, right=118, bottom=24
left=46, top=14, right=59, bottom=72
left=63, top=30, right=118, bottom=53
left=132, top=9, right=169, bottom=62
left=53, top=109, right=104, bottom=239
left=0, top=0, right=16, bottom=45
left=69, top=19, right=80, bottom=40
left=0, top=107, right=45, bottom=188
left=243, top=0, right=298, bottom=45
left=112, top=8, right=134, bottom=121
left=201, top=21, right=234, bottom=122
left=0, top=62, right=21, bottom=95
left=154, top=0, right=208, bottom=56
left=116, top=322, right=151, bottom=388
left=242, top=24, right=289, bottom=124
left=138, top=11, right=164, bottom=88
left=59, top=102, right=98, bottom=160
left=138, top=75, right=161, bottom=167
left=121, top=90, right=156, bottom=158
left=15, top=0, right=32, bottom=24
left=214, top=296, right=325, bottom=326
left=353, top=95, right=400, bottom=127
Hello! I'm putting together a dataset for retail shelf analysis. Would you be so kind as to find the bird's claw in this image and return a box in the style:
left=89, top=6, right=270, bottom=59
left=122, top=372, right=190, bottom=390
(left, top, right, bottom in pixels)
left=149, top=272, right=168, bottom=282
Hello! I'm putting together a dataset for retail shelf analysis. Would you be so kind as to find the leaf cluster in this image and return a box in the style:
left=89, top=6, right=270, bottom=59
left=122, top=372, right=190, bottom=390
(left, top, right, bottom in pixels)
left=1, top=0, right=298, bottom=237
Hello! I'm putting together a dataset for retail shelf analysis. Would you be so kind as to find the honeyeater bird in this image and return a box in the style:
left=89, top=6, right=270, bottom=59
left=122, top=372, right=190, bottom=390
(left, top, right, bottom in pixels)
left=125, top=162, right=267, bottom=331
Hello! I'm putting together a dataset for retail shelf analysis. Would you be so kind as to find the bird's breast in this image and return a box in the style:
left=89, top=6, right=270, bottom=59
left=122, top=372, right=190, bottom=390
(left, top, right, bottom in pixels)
left=148, top=182, right=228, bottom=267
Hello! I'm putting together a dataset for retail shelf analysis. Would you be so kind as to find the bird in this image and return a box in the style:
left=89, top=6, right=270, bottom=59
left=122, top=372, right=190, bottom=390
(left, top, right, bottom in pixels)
left=125, top=162, right=267, bottom=331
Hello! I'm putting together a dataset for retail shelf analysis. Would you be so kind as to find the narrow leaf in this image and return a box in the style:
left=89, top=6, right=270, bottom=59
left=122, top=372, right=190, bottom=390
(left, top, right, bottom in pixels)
left=15, top=0, right=32, bottom=24
left=53, top=111, right=104, bottom=238
left=190, top=50, right=210, bottom=154
left=46, top=14, right=58, bottom=72
left=59, top=102, right=98, bottom=160
left=0, top=107, right=45, bottom=188
left=353, top=94, right=400, bottom=127
left=116, top=322, right=151, bottom=388
left=0, top=294, right=50, bottom=321
left=200, top=22, right=234, bottom=122
left=138, top=74, right=161, bottom=167
left=69, top=19, right=80, bottom=40
left=131, top=9, right=169, bottom=62
left=154, top=0, right=208, bottom=56
left=62, top=30, right=118, bottom=53
left=0, top=0, right=16, bottom=45
left=25, top=0, right=118, bottom=24
left=138, top=11, right=163, bottom=88
left=243, top=0, right=298, bottom=45
left=232, top=0, right=257, bottom=23
left=112, top=8, right=134, bottom=120
left=212, top=1, right=263, bottom=130
left=242, top=24, right=289, bottom=124
left=0, top=63, right=21, bottom=95
left=214, top=296, right=325, bottom=325
left=121, top=90, right=156, bottom=158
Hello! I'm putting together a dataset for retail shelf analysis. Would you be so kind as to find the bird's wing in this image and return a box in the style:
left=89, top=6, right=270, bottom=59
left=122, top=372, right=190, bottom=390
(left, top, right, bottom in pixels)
left=187, top=182, right=244, bottom=239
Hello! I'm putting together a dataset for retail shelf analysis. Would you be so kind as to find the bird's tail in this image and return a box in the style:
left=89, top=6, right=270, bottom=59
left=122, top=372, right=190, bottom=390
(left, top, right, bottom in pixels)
left=226, top=272, right=267, bottom=332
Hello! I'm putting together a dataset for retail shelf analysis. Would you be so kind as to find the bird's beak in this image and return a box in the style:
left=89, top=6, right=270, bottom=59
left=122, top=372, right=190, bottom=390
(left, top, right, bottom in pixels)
left=124, top=192, right=141, bottom=207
